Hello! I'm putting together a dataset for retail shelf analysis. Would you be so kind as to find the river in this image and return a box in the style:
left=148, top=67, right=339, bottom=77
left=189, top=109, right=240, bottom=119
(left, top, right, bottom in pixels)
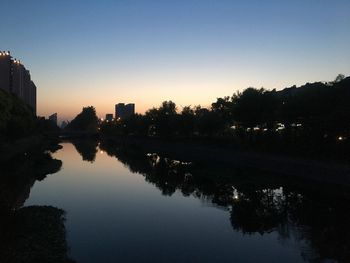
left=23, top=141, right=350, bottom=263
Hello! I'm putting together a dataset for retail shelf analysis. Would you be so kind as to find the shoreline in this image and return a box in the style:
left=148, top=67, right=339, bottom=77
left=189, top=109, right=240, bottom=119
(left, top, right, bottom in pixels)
left=101, top=135, right=350, bottom=187
left=0, top=135, right=61, bottom=163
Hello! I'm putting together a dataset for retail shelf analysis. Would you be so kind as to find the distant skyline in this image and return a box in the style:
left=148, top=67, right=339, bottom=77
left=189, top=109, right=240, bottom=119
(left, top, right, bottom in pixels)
left=1, top=0, right=350, bottom=122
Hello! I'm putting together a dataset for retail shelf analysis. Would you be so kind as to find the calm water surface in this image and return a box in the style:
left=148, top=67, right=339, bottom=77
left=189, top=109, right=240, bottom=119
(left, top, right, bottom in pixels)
left=24, top=142, right=349, bottom=263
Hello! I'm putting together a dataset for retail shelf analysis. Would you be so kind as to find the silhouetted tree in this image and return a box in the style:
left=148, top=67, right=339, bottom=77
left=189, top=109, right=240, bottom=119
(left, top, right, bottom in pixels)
left=211, top=96, right=234, bottom=128
left=178, top=106, right=195, bottom=136
left=65, top=106, right=98, bottom=132
left=0, top=89, right=35, bottom=140
left=231, top=87, right=276, bottom=128
left=146, top=101, right=178, bottom=137
left=334, top=73, right=345, bottom=83
left=98, top=76, right=350, bottom=159
left=122, top=113, right=150, bottom=136
left=194, top=106, right=222, bottom=136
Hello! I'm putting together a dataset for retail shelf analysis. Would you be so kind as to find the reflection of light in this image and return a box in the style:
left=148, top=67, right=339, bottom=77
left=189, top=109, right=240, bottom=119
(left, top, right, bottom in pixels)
left=276, top=123, right=285, bottom=131
left=232, top=187, right=239, bottom=200
left=100, top=150, right=104, bottom=154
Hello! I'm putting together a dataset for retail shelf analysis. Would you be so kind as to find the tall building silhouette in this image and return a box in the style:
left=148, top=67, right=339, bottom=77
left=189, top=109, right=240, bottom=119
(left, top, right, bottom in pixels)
left=105, top=113, right=113, bottom=122
left=0, top=51, right=37, bottom=114
left=115, top=103, right=135, bottom=119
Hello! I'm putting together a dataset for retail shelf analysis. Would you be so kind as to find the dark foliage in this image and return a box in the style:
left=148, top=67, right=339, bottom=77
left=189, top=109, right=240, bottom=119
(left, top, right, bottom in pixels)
left=100, top=76, right=350, bottom=160
left=100, top=141, right=350, bottom=263
left=1, top=206, right=74, bottom=263
left=0, top=89, right=35, bottom=140
left=65, top=106, right=98, bottom=132
left=71, top=139, right=98, bottom=162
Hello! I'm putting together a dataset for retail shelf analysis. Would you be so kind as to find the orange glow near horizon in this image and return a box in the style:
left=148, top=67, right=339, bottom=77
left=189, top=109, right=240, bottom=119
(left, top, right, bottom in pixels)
left=37, top=66, right=350, bottom=123
left=2, top=1, right=349, bottom=124
left=36, top=70, right=350, bottom=123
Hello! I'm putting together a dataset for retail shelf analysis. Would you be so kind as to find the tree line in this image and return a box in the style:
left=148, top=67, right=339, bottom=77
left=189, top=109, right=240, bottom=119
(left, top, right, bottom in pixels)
left=0, top=89, right=59, bottom=143
left=98, top=75, right=350, bottom=156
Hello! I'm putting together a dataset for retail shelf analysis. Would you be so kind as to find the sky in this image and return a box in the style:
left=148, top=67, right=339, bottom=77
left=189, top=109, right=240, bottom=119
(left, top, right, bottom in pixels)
left=1, top=0, right=350, bottom=122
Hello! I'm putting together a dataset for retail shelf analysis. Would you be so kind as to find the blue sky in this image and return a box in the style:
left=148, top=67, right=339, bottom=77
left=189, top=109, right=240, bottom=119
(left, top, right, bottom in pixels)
left=1, top=0, right=350, bottom=120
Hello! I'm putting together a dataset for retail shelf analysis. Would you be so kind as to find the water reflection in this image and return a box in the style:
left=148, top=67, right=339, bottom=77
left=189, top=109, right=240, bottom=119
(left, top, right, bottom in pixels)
left=99, top=139, right=350, bottom=263
left=0, top=150, right=74, bottom=263
left=71, top=139, right=98, bottom=162
left=0, top=152, right=62, bottom=210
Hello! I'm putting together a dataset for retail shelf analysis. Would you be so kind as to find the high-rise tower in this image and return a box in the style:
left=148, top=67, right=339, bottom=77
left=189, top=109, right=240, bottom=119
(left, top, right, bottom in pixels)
left=0, top=51, right=37, bottom=114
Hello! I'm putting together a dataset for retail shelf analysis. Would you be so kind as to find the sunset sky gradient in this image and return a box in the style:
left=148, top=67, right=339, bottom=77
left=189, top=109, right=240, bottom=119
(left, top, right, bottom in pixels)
left=1, top=0, right=350, bottom=122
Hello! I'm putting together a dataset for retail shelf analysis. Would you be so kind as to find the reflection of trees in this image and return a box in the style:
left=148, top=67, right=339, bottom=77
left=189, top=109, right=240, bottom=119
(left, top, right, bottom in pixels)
left=0, top=151, right=73, bottom=262
left=71, top=139, right=98, bottom=162
left=0, top=152, right=62, bottom=210
left=230, top=188, right=288, bottom=234
left=100, top=140, right=350, bottom=263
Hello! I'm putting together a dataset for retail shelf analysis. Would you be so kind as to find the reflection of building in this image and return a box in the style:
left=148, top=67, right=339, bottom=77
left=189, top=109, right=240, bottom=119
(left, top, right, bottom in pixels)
left=0, top=51, right=37, bottom=114
left=49, top=113, right=58, bottom=125
left=105, top=113, right=113, bottom=122
left=115, top=103, right=135, bottom=119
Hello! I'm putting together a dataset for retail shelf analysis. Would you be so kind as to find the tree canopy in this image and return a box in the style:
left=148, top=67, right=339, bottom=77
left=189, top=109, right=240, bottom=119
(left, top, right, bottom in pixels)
left=0, top=89, right=35, bottom=139
left=65, top=106, right=98, bottom=132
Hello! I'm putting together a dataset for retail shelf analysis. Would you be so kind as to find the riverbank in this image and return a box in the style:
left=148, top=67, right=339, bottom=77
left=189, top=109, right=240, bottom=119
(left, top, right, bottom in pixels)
left=0, top=135, right=61, bottom=163
left=0, top=136, right=70, bottom=263
left=0, top=206, right=74, bottom=263
left=101, top=135, right=350, bottom=187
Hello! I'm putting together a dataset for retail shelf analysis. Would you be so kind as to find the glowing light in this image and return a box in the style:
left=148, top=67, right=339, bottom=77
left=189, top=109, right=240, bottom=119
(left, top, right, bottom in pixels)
left=232, top=187, right=239, bottom=201
left=276, top=123, right=285, bottom=131
left=338, top=136, right=344, bottom=141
